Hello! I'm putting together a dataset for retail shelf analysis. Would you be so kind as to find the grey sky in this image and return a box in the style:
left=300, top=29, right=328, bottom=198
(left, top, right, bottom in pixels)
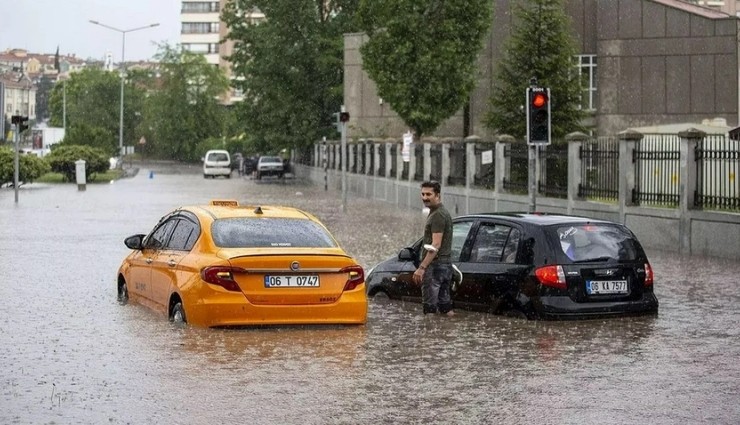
left=1, top=0, right=181, bottom=61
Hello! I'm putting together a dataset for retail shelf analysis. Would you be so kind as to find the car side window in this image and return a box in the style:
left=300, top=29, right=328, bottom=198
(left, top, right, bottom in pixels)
left=451, top=221, right=474, bottom=262
left=501, top=228, right=521, bottom=263
left=167, top=217, right=199, bottom=251
left=470, top=224, right=516, bottom=263
left=144, top=219, right=176, bottom=250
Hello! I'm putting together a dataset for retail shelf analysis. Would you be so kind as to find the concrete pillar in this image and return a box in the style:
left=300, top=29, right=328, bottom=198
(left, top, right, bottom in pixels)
left=495, top=135, right=515, bottom=197
left=678, top=128, right=704, bottom=254
left=423, top=140, right=432, bottom=182
left=618, top=129, right=643, bottom=224
left=566, top=131, right=590, bottom=214
left=442, top=142, right=450, bottom=187
left=75, top=159, right=86, bottom=191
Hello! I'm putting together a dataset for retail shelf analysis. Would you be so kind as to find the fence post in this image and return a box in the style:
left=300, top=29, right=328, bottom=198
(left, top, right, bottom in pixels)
left=566, top=131, right=590, bottom=214
left=495, top=134, right=515, bottom=196
left=618, top=129, right=643, bottom=224
left=442, top=140, right=451, bottom=187
left=465, top=135, right=480, bottom=216
left=423, top=139, right=433, bottom=181
left=678, top=128, right=703, bottom=254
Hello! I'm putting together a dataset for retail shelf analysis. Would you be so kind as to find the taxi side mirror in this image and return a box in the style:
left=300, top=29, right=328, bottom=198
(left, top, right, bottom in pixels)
left=124, top=234, right=145, bottom=250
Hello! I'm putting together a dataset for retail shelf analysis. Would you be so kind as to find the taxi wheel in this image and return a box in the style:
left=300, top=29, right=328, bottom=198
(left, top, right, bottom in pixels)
left=170, top=302, right=187, bottom=324
left=117, top=280, right=129, bottom=305
left=370, top=289, right=390, bottom=302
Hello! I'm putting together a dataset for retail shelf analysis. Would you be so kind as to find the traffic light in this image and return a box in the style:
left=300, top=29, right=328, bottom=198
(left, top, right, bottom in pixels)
left=526, top=87, right=551, bottom=145
left=339, top=112, right=349, bottom=123
left=332, top=111, right=350, bottom=132
left=11, top=115, right=29, bottom=133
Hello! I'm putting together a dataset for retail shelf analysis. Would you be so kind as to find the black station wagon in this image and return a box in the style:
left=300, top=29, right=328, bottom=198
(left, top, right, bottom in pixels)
left=366, top=213, right=658, bottom=319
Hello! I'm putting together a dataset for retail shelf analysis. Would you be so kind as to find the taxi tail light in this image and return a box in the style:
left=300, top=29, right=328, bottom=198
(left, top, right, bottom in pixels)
left=644, top=262, right=654, bottom=286
left=535, top=265, right=567, bottom=290
left=341, top=265, right=365, bottom=291
left=201, top=266, right=244, bottom=292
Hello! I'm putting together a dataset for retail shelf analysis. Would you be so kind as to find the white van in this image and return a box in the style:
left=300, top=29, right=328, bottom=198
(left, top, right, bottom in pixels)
left=203, top=150, right=232, bottom=178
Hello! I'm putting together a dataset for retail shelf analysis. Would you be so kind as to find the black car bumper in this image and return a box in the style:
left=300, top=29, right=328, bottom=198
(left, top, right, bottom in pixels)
left=535, top=292, right=659, bottom=320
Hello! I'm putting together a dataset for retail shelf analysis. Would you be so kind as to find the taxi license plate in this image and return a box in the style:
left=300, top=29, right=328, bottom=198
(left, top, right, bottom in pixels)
left=586, top=280, right=628, bottom=295
left=264, top=275, right=320, bottom=288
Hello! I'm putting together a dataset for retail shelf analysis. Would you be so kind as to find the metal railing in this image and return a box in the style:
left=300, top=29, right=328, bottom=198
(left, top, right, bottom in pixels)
left=695, top=135, right=740, bottom=211
left=538, top=142, right=568, bottom=199
left=579, top=137, right=619, bottom=201
left=502, top=142, right=528, bottom=194
left=633, top=134, right=680, bottom=207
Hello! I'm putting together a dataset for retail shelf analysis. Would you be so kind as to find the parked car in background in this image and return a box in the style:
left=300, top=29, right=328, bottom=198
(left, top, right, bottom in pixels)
left=256, top=155, right=284, bottom=180
left=117, top=200, right=367, bottom=327
left=366, top=213, right=658, bottom=320
left=202, top=149, right=231, bottom=178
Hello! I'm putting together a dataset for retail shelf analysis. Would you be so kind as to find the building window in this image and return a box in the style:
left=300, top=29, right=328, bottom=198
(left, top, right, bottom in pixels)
left=181, top=2, right=219, bottom=13
left=183, top=43, right=220, bottom=54
left=576, top=54, right=597, bottom=111
left=181, top=22, right=220, bottom=34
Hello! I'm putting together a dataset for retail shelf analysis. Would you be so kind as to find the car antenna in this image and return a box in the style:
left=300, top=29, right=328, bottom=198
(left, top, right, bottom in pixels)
left=254, top=206, right=263, bottom=215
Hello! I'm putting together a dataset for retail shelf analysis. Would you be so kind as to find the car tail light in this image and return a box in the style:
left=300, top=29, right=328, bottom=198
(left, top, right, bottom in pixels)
left=201, top=266, right=245, bottom=292
left=644, top=262, right=654, bottom=287
left=341, top=265, right=365, bottom=291
left=535, top=265, right=567, bottom=290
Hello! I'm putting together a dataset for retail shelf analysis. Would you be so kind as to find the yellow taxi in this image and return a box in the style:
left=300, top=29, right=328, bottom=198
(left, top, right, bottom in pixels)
left=116, top=200, right=367, bottom=327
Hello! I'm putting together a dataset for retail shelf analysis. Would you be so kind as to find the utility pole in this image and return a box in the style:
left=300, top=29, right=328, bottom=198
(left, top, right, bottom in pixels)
left=340, top=105, right=348, bottom=213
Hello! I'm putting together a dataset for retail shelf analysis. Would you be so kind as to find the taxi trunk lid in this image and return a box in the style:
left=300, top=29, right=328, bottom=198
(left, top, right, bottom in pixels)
left=220, top=252, right=361, bottom=305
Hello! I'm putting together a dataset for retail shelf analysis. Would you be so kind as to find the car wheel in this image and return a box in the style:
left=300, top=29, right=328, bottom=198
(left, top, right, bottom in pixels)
left=370, top=289, right=391, bottom=302
left=170, top=301, right=187, bottom=324
left=203, top=174, right=208, bottom=179
left=502, top=308, right=529, bottom=320
left=118, top=279, right=129, bottom=304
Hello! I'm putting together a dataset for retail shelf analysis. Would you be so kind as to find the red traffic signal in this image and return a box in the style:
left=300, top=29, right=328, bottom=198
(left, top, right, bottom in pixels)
left=339, top=112, right=350, bottom=123
left=531, top=92, right=548, bottom=109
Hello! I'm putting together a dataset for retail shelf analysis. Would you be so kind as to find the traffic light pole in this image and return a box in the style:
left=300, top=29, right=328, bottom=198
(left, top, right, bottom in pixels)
left=340, top=105, right=347, bottom=213
left=528, top=145, right=537, bottom=213
left=13, top=123, right=19, bottom=203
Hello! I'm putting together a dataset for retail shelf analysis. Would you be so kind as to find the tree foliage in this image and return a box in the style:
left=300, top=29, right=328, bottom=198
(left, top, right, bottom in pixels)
left=137, top=46, right=230, bottom=162
left=45, top=145, right=109, bottom=182
left=35, top=75, right=55, bottom=121
left=0, top=148, right=51, bottom=186
left=61, top=123, right=116, bottom=156
left=357, top=0, right=491, bottom=141
left=48, top=68, right=146, bottom=153
left=485, top=0, right=586, bottom=139
left=222, top=0, right=359, bottom=152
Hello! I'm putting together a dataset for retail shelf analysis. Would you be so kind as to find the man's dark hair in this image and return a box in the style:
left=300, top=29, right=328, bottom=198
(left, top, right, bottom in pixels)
left=421, top=180, right=441, bottom=195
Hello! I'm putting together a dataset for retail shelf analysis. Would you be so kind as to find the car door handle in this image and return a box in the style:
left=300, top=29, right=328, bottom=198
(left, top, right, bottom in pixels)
left=168, top=260, right=176, bottom=267
left=146, top=258, right=153, bottom=264
left=494, top=275, right=507, bottom=281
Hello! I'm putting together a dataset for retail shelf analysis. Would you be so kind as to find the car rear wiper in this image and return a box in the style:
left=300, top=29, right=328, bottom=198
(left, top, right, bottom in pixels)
left=573, top=256, right=612, bottom=263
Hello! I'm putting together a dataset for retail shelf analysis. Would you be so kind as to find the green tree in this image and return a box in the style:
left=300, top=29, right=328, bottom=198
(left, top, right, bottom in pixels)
left=60, top=123, right=116, bottom=155
left=0, top=148, right=51, bottom=186
left=222, top=0, right=358, bottom=152
left=357, top=0, right=491, bottom=141
left=45, top=145, right=109, bottom=182
left=485, top=0, right=585, bottom=139
left=138, top=46, right=230, bottom=162
left=48, top=68, right=146, bottom=152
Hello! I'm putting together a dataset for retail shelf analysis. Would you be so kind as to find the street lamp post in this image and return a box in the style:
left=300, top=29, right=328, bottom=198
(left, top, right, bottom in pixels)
left=89, top=20, right=159, bottom=158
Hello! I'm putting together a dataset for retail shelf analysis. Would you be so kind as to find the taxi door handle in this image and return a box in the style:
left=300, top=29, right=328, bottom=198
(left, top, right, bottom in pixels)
left=167, top=260, right=176, bottom=267
left=146, top=258, right=153, bottom=264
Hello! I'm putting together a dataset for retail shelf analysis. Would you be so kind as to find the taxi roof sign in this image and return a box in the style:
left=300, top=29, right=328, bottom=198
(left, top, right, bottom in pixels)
left=210, top=199, right=239, bottom=207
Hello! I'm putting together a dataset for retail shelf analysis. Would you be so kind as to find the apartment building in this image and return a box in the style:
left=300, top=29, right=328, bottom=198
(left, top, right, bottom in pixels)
left=692, top=0, right=740, bottom=15
left=180, top=0, right=264, bottom=104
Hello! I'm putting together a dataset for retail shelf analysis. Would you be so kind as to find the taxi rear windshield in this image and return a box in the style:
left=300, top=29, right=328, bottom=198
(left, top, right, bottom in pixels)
left=212, top=218, right=337, bottom=248
left=552, top=224, right=643, bottom=262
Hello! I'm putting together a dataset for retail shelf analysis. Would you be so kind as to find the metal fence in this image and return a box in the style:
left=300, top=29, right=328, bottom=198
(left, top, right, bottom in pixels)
left=579, top=137, right=619, bottom=201
left=473, top=143, right=495, bottom=189
left=502, top=142, right=528, bottom=194
left=695, top=135, right=740, bottom=211
left=633, top=134, right=681, bottom=207
left=538, top=142, right=568, bottom=199
left=448, top=142, right=466, bottom=186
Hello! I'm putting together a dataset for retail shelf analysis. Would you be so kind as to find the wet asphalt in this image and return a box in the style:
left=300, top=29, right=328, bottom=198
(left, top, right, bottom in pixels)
left=1, top=161, right=739, bottom=424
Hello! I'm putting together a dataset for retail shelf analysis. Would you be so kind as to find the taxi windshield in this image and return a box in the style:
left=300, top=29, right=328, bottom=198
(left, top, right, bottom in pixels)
left=211, top=218, right=337, bottom=248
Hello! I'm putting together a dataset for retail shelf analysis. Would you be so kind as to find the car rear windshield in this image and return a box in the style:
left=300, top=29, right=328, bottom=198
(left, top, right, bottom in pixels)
left=552, top=224, right=643, bottom=262
left=208, top=153, right=229, bottom=161
left=211, top=218, right=338, bottom=248
left=260, top=156, right=282, bottom=164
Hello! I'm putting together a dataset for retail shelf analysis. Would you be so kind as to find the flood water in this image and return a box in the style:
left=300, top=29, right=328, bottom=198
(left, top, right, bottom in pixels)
left=1, top=162, right=739, bottom=424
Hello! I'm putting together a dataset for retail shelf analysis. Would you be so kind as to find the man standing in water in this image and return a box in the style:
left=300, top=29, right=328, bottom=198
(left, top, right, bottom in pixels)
left=412, top=180, right=454, bottom=316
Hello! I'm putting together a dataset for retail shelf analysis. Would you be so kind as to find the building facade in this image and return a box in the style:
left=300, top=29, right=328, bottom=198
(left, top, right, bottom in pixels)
left=180, top=0, right=264, bottom=104
left=343, top=0, right=740, bottom=140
